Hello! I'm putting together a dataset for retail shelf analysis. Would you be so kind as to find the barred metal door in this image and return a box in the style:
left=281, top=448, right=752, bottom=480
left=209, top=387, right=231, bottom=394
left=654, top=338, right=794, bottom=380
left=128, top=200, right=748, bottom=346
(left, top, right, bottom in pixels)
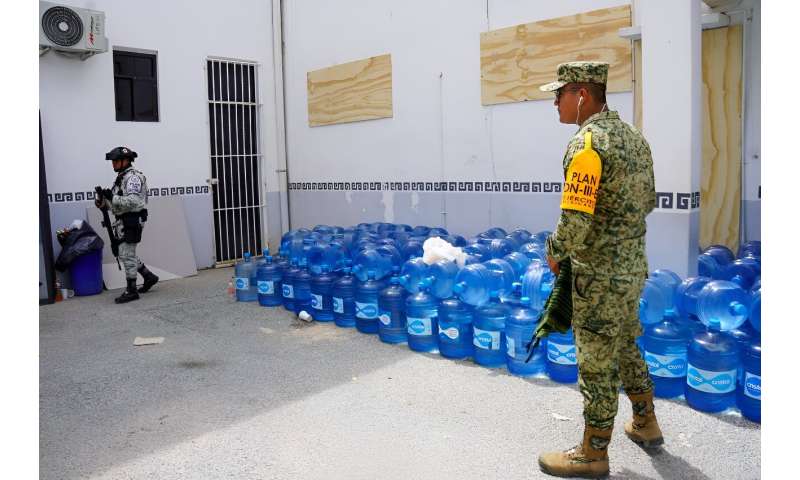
left=206, top=58, right=264, bottom=264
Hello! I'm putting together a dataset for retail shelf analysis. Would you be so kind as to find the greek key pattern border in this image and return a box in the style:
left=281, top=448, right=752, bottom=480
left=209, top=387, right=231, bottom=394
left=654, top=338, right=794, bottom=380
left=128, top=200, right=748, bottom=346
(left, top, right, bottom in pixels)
left=288, top=181, right=562, bottom=193
left=47, top=185, right=210, bottom=203
left=288, top=182, right=701, bottom=211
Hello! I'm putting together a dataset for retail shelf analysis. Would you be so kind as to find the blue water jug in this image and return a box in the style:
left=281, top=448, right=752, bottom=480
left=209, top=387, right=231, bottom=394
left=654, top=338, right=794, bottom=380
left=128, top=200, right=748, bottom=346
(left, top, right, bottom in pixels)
left=738, top=241, right=761, bottom=262
left=686, top=330, right=739, bottom=413
left=749, top=288, right=761, bottom=332
left=376, top=244, right=404, bottom=274
left=427, top=259, right=459, bottom=299
left=481, top=227, right=507, bottom=239
left=509, top=228, right=532, bottom=245
left=639, top=278, right=667, bottom=326
left=332, top=267, right=357, bottom=328
left=355, top=275, right=386, bottom=334
left=352, top=248, right=393, bottom=282
left=378, top=277, right=408, bottom=344
left=726, top=322, right=757, bottom=384
left=398, top=257, right=429, bottom=294
left=293, top=266, right=312, bottom=316
left=484, top=258, right=516, bottom=300
left=546, top=329, right=578, bottom=383
left=723, top=258, right=760, bottom=290
left=400, top=239, right=424, bottom=260
left=521, top=262, right=555, bottom=311
left=676, top=276, right=712, bottom=319
left=737, top=338, right=761, bottom=423
left=531, top=230, right=552, bottom=246
left=488, top=238, right=516, bottom=259
left=405, top=280, right=439, bottom=352
left=650, top=269, right=682, bottom=318
left=472, top=301, right=509, bottom=367
left=428, top=227, right=449, bottom=237
left=697, top=280, right=749, bottom=331
left=448, top=234, right=467, bottom=247
left=704, top=245, right=735, bottom=266
left=643, top=319, right=690, bottom=398
left=503, top=252, right=532, bottom=279
left=256, top=255, right=283, bottom=307
left=505, top=297, right=546, bottom=376
left=307, top=242, right=345, bottom=275
left=453, top=263, right=492, bottom=307
left=412, top=225, right=431, bottom=237
left=697, top=253, right=725, bottom=280
left=234, top=252, right=258, bottom=302
left=310, top=267, right=337, bottom=322
left=437, top=297, right=474, bottom=360
left=518, top=242, right=547, bottom=263
left=464, top=242, right=492, bottom=262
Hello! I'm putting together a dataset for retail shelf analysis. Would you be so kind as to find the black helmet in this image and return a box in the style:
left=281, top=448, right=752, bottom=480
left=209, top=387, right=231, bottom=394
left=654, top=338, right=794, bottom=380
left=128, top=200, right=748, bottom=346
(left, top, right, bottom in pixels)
left=105, top=146, right=138, bottom=161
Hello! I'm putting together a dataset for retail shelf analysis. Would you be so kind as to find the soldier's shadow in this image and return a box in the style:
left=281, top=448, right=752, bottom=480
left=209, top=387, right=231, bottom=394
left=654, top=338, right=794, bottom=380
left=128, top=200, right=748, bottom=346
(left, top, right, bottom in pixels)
left=637, top=445, right=712, bottom=480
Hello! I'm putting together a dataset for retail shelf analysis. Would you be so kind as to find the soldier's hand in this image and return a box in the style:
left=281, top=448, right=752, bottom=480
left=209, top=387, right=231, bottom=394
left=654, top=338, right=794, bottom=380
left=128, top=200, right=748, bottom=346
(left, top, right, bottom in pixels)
left=547, top=256, right=560, bottom=276
left=94, top=198, right=103, bottom=209
left=102, top=188, right=113, bottom=201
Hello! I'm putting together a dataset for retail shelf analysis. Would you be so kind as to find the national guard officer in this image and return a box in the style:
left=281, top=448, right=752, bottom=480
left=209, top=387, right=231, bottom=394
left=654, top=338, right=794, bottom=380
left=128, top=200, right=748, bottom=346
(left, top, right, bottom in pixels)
left=537, top=62, right=662, bottom=478
left=95, top=146, right=159, bottom=303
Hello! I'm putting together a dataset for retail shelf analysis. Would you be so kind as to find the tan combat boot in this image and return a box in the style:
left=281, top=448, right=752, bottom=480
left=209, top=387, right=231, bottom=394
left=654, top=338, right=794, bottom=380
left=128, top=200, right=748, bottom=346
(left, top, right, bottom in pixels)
left=624, top=391, right=664, bottom=448
left=538, top=425, right=612, bottom=478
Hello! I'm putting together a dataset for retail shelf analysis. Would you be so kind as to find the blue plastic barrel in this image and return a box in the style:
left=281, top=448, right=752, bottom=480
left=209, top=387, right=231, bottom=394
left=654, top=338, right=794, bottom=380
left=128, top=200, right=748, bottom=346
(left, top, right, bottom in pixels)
left=437, top=297, right=474, bottom=360
left=472, top=301, right=509, bottom=367
left=546, top=329, right=578, bottom=383
left=69, top=249, right=103, bottom=296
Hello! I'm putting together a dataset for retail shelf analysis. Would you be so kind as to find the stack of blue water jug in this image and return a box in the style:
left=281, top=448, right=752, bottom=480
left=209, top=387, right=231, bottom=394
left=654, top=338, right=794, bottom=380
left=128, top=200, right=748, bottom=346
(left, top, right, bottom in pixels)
left=233, top=224, right=761, bottom=423
left=639, top=241, right=761, bottom=423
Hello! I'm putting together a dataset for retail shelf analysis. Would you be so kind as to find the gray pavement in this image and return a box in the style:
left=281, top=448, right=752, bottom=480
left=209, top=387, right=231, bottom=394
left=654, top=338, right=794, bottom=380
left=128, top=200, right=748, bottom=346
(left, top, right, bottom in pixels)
left=40, top=268, right=760, bottom=479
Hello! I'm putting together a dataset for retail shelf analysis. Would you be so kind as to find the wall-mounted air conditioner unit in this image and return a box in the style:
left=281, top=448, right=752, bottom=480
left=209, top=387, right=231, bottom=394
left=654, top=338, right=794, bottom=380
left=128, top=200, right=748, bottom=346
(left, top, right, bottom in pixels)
left=39, top=1, right=108, bottom=59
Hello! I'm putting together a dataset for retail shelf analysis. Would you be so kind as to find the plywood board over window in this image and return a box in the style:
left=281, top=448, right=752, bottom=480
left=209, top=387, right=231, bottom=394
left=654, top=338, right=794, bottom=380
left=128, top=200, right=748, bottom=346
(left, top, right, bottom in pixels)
left=700, top=25, right=743, bottom=251
left=480, top=5, right=632, bottom=106
left=307, top=54, right=393, bottom=127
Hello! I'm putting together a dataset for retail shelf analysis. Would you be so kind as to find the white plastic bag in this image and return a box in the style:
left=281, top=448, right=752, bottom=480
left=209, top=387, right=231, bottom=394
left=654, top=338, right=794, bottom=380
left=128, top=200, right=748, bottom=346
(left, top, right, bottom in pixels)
left=422, top=237, right=467, bottom=268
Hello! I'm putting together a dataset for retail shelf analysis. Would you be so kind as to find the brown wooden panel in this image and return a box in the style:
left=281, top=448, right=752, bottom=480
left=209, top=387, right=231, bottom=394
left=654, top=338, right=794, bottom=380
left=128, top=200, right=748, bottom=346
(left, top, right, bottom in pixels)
left=700, top=25, right=743, bottom=251
left=307, top=54, right=392, bottom=127
left=480, top=5, right=632, bottom=106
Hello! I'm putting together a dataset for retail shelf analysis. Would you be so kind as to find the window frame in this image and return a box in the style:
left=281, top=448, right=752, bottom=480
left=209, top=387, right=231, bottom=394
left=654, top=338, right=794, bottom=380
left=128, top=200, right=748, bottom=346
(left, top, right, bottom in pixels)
left=112, top=48, right=160, bottom=122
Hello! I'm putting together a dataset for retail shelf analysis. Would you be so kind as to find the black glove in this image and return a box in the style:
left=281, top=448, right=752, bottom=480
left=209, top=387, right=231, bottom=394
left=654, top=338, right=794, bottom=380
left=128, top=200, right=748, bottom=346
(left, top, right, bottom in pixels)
left=102, top=188, right=113, bottom=201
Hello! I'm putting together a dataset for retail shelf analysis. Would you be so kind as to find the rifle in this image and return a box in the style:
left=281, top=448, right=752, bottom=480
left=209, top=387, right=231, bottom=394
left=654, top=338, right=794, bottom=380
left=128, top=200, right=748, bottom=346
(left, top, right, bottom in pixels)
left=95, top=186, right=122, bottom=270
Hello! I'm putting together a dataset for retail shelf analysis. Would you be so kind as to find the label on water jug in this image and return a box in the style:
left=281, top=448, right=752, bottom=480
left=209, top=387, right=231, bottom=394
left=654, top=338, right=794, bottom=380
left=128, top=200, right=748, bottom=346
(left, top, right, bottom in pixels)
left=333, top=297, right=344, bottom=314
left=744, top=372, right=761, bottom=400
left=506, top=336, right=516, bottom=358
left=547, top=342, right=577, bottom=365
left=311, top=294, right=323, bottom=310
left=378, top=310, right=392, bottom=326
left=282, top=284, right=294, bottom=299
left=439, top=326, right=459, bottom=341
left=473, top=328, right=500, bottom=350
left=257, top=280, right=274, bottom=295
left=235, top=277, right=249, bottom=290
left=407, top=316, right=433, bottom=336
left=644, top=351, right=687, bottom=378
left=355, top=301, right=378, bottom=319
left=686, top=364, right=736, bottom=394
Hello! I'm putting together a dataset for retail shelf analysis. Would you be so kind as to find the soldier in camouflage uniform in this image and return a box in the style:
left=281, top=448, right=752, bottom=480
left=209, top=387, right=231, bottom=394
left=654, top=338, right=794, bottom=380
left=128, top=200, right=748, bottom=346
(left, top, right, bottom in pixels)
left=537, top=62, right=663, bottom=478
left=95, top=146, right=159, bottom=304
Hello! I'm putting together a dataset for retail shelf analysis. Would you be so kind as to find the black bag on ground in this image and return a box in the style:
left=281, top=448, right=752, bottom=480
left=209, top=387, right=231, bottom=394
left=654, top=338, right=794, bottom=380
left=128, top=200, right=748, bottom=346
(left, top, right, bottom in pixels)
left=54, top=221, right=105, bottom=272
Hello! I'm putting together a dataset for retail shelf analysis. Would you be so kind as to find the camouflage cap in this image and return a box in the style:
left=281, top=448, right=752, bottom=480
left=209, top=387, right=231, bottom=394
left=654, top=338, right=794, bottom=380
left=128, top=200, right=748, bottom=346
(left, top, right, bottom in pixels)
left=539, top=61, right=609, bottom=92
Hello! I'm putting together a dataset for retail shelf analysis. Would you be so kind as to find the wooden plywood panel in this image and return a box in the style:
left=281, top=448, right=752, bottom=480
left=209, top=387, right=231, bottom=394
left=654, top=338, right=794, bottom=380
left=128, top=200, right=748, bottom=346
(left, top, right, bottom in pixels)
left=307, top=54, right=392, bottom=127
left=633, top=39, right=642, bottom=131
left=480, top=5, right=632, bottom=106
left=700, top=25, right=743, bottom=251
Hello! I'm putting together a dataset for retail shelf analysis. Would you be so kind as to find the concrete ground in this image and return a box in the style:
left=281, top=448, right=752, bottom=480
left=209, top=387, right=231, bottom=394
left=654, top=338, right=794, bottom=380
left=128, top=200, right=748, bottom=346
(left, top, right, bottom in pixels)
left=40, top=268, right=760, bottom=480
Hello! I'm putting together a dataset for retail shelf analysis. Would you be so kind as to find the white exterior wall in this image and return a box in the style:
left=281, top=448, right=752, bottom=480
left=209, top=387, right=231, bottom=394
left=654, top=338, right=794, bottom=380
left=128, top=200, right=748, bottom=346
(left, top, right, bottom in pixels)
left=282, top=0, right=635, bottom=237
left=40, top=0, right=284, bottom=268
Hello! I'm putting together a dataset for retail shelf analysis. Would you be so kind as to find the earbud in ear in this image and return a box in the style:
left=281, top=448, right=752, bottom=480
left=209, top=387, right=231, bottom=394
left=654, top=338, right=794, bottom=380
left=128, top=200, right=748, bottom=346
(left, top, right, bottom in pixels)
left=578, top=96, right=584, bottom=107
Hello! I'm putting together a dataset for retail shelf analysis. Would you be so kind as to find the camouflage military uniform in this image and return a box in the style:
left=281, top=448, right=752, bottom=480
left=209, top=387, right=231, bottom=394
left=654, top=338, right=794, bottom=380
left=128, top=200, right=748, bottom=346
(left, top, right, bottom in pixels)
left=545, top=99, right=656, bottom=431
left=101, top=166, right=148, bottom=280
